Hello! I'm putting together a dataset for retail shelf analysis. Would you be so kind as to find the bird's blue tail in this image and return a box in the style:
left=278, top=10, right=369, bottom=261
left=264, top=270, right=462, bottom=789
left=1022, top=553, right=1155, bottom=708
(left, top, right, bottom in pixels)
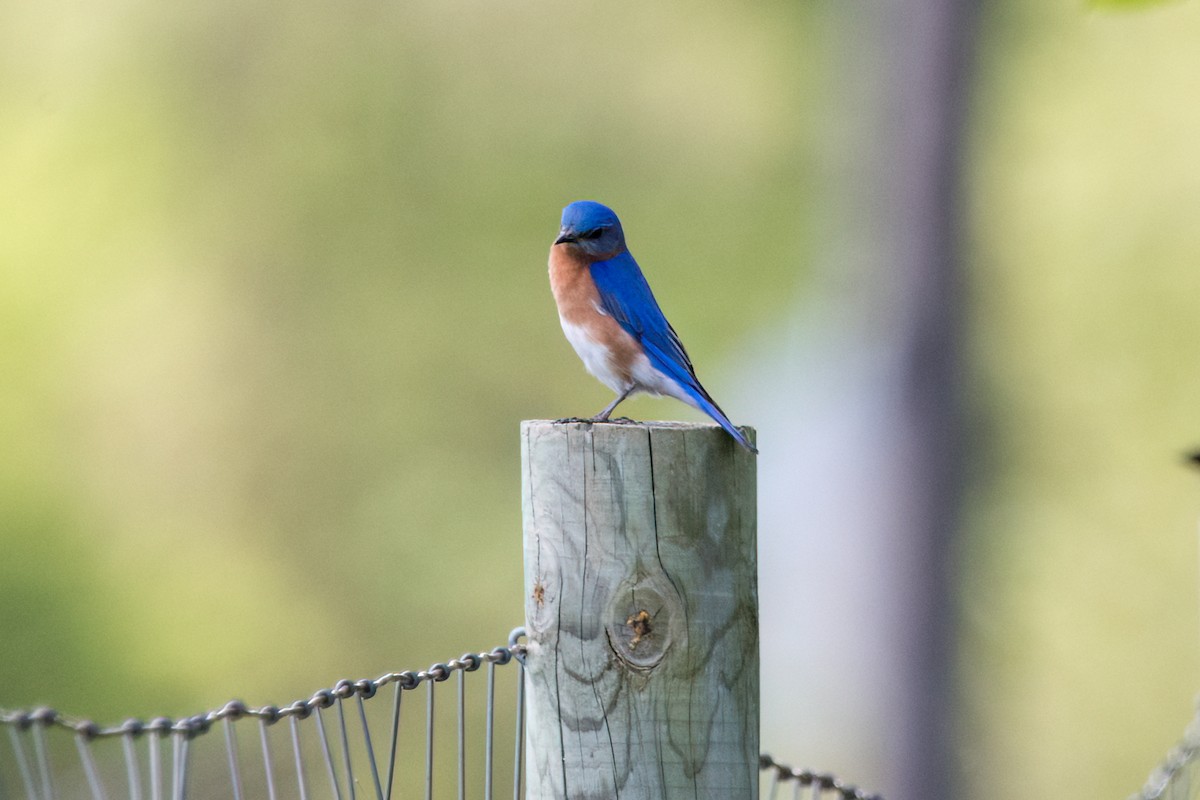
left=684, top=385, right=758, bottom=455
left=638, top=339, right=757, bottom=454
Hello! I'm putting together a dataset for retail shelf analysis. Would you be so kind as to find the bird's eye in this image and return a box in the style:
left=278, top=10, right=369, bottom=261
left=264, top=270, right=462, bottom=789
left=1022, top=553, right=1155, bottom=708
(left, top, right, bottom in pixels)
left=581, top=229, right=604, bottom=240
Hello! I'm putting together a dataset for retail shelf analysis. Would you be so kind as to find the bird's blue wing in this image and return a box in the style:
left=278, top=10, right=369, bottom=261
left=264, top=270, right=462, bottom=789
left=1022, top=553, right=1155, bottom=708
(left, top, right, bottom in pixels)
left=589, top=252, right=695, bottom=382
left=589, top=253, right=757, bottom=453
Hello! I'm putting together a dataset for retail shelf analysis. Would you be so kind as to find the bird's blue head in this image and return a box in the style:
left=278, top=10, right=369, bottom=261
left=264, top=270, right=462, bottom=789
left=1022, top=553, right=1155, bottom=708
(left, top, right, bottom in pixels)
left=554, top=201, right=627, bottom=258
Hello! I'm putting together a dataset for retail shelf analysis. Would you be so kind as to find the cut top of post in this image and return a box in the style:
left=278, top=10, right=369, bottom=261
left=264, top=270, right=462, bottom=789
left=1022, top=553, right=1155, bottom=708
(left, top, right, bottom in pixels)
left=520, top=419, right=756, bottom=454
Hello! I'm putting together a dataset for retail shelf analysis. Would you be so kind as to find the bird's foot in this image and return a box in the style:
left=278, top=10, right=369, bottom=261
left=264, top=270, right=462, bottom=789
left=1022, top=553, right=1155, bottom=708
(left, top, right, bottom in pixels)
left=605, top=416, right=639, bottom=425
left=553, top=417, right=592, bottom=424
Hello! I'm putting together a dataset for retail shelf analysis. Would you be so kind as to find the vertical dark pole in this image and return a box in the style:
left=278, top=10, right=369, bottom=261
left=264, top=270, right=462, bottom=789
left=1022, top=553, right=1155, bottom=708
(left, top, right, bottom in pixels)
left=873, top=1, right=979, bottom=798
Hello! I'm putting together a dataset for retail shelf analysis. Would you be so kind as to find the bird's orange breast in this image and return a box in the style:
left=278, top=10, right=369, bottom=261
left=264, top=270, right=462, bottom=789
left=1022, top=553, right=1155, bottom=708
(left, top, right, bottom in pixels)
left=548, top=245, right=602, bottom=326
left=548, top=244, right=643, bottom=385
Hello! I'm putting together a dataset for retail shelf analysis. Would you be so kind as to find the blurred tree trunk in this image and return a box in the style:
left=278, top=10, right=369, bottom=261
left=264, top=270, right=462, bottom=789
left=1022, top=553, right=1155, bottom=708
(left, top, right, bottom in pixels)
left=722, top=1, right=980, bottom=795
left=867, top=1, right=980, bottom=799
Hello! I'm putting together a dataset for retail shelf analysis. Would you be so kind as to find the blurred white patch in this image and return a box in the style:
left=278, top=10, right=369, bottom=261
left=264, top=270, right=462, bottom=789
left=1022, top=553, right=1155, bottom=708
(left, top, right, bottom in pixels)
left=727, top=298, right=915, bottom=793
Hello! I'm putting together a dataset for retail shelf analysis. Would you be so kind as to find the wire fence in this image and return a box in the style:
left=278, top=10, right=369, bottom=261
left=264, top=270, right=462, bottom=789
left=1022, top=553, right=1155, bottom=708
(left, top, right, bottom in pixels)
left=758, top=754, right=880, bottom=800
left=1, top=630, right=529, bottom=800
left=1129, top=701, right=1200, bottom=800
left=1, top=627, right=881, bottom=800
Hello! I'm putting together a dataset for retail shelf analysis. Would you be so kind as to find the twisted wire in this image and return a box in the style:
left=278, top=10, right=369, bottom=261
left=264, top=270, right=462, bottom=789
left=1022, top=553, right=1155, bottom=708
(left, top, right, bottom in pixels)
left=1128, top=700, right=1200, bottom=800
left=759, top=754, right=883, bottom=800
left=1, top=634, right=883, bottom=800
left=0, top=644, right=524, bottom=742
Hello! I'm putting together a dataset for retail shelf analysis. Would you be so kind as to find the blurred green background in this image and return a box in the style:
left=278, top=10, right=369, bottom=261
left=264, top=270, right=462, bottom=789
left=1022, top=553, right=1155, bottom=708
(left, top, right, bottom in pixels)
left=1, top=0, right=1198, bottom=798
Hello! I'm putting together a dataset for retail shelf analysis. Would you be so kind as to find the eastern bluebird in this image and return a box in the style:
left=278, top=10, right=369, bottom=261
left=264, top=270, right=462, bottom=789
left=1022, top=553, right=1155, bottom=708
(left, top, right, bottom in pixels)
left=548, top=200, right=757, bottom=454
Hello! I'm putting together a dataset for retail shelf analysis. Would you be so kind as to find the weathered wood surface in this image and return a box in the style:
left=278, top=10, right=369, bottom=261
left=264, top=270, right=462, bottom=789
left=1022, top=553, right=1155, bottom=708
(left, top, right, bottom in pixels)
left=521, top=420, right=759, bottom=800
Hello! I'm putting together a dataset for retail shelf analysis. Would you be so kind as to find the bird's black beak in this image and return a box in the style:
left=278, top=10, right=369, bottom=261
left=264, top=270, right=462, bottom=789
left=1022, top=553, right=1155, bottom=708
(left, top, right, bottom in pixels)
left=554, top=230, right=577, bottom=245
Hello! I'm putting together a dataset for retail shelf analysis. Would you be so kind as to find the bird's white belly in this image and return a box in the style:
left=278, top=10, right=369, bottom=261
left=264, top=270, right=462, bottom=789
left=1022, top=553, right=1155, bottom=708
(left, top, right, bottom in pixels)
left=630, top=354, right=691, bottom=403
left=560, top=318, right=627, bottom=393
left=559, top=317, right=690, bottom=404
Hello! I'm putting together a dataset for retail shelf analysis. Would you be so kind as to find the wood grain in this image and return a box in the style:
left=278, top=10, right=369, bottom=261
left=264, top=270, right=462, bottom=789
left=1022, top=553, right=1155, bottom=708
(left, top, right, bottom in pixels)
left=521, top=420, right=758, bottom=800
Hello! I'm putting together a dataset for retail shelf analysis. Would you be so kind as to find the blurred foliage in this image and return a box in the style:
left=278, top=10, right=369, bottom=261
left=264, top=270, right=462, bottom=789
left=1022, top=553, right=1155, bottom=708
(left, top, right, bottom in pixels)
left=0, top=0, right=816, bottom=718
left=3, top=0, right=1200, bottom=798
left=963, top=1, right=1200, bottom=798
left=1090, top=0, right=1182, bottom=8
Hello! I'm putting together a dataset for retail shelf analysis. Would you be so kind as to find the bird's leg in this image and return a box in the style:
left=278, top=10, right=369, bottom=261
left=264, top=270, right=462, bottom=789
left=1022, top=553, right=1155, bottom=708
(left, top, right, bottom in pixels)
left=592, top=387, right=634, bottom=422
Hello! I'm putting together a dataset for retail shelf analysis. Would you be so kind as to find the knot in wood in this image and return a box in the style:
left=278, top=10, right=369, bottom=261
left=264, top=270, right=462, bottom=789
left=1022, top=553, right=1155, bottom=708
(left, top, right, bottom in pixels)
left=626, top=609, right=653, bottom=648
left=525, top=543, right=560, bottom=636
left=605, top=573, right=683, bottom=670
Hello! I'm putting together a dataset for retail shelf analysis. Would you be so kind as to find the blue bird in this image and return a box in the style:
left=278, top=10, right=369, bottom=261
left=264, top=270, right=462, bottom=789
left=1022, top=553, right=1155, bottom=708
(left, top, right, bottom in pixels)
left=547, top=200, right=757, bottom=454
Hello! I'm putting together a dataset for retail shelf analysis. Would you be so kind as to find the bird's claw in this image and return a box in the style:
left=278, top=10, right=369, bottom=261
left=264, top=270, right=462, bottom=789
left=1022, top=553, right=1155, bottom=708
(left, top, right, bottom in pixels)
left=553, top=417, right=591, bottom=424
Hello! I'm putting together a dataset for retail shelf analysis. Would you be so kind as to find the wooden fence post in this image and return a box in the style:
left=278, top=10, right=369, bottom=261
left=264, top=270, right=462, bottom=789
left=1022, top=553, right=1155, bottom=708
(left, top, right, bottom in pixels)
left=521, top=420, right=759, bottom=799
